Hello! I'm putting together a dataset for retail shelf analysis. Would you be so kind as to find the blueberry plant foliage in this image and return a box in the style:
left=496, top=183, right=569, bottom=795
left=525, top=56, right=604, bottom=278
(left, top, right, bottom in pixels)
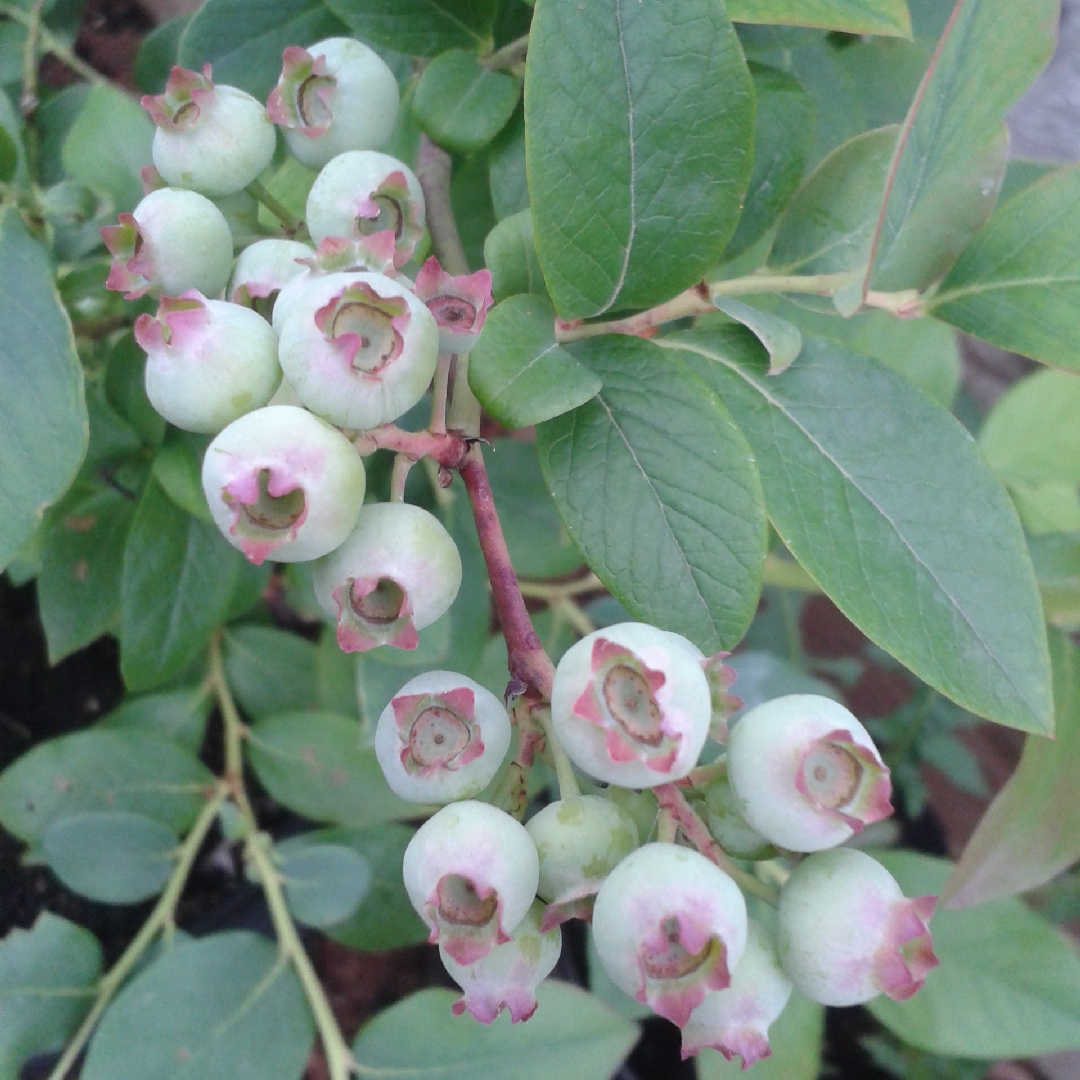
left=2, top=0, right=1080, bottom=1076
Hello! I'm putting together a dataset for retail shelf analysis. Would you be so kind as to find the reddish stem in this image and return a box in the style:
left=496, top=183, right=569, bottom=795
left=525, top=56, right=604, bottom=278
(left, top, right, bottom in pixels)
left=459, top=445, right=555, bottom=700
left=353, top=424, right=468, bottom=469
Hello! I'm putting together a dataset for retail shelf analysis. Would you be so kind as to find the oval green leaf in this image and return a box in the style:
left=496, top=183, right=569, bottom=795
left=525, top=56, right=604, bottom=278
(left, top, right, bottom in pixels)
left=665, top=326, right=1053, bottom=733
left=276, top=837, right=372, bottom=928
left=536, top=335, right=767, bottom=654
left=484, top=209, right=545, bottom=303
left=97, top=686, right=211, bottom=752
left=224, top=624, right=320, bottom=720
left=322, top=0, right=496, bottom=57
left=711, top=297, right=803, bottom=375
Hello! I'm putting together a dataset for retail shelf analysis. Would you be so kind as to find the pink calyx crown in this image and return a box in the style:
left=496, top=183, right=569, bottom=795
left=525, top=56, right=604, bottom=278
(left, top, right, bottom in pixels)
left=413, top=257, right=494, bottom=349
left=573, top=636, right=681, bottom=773
left=428, top=873, right=512, bottom=965
left=352, top=171, right=423, bottom=267
left=313, top=282, right=410, bottom=375
left=221, top=465, right=309, bottom=566
left=702, top=652, right=741, bottom=743
left=102, top=214, right=155, bottom=299
left=875, top=894, right=938, bottom=1000
left=267, top=46, right=336, bottom=137
left=298, top=232, right=398, bottom=277
left=794, top=728, right=893, bottom=832
left=331, top=576, right=418, bottom=652
left=392, top=686, right=484, bottom=777
left=142, top=65, right=216, bottom=131
left=133, top=290, right=209, bottom=353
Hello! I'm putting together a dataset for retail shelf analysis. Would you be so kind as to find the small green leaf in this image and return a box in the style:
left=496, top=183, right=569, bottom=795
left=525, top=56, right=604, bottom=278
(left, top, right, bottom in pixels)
left=224, top=625, right=319, bottom=720
left=177, top=0, right=348, bottom=99
left=666, top=327, right=1053, bottom=733
left=80, top=932, right=313, bottom=1080
left=711, top=297, right=802, bottom=375
left=42, top=810, right=177, bottom=904
left=488, top=111, right=527, bottom=220
left=353, top=983, right=638, bottom=1080
left=152, top=430, right=212, bottom=522
left=0, top=124, right=18, bottom=184
left=247, top=711, right=418, bottom=826
left=450, top=151, right=497, bottom=270
left=97, top=686, right=211, bottom=752
left=0, top=729, right=213, bottom=845
left=0, top=913, right=101, bottom=1079
left=726, top=0, right=911, bottom=35
left=525, top=0, right=753, bottom=319
left=484, top=209, right=545, bottom=303
left=134, top=15, right=192, bottom=94
left=413, top=49, right=520, bottom=154
left=929, top=168, right=1080, bottom=369
left=1031, top=534, right=1080, bottom=630
left=276, top=838, right=372, bottom=928
left=468, top=295, right=601, bottom=428
left=0, top=210, right=87, bottom=571
left=322, top=0, right=496, bottom=56
left=38, top=487, right=136, bottom=663
left=120, top=478, right=243, bottom=692
left=536, top=335, right=767, bottom=654
left=869, top=850, right=1080, bottom=1059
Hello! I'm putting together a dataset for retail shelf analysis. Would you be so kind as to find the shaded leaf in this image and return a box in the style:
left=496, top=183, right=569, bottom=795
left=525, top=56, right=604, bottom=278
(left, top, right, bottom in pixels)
left=97, top=686, right=211, bottom=752
left=276, top=838, right=372, bottom=928
left=711, top=296, right=802, bottom=375
left=152, top=430, right=212, bottom=522
left=322, top=0, right=496, bottom=56
left=488, top=110, right=527, bottom=220
left=726, top=0, right=911, bottom=36
left=134, top=14, right=192, bottom=94
left=224, top=625, right=319, bottom=720
left=484, top=208, right=545, bottom=303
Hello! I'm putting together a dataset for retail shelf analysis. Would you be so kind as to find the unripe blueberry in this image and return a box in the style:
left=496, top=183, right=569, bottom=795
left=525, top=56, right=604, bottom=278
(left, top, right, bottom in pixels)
left=229, top=238, right=314, bottom=308
left=375, top=671, right=511, bottom=803
left=550, top=623, right=712, bottom=788
left=306, top=150, right=425, bottom=267
left=727, top=695, right=892, bottom=852
left=700, top=778, right=775, bottom=862
left=312, top=501, right=461, bottom=652
left=440, top=900, right=562, bottom=1024
left=267, top=39, right=399, bottom=169
left=776, top=848, right=938, bottom=1006
left=135, top=291, right=280, bottom=434
left=402, top=800, right=540, bottom=965
left=102, top=187, right=233, bottom=300
left=412, top=257, right=494, bottom=354
left=143, top=66, right=277, bottom=197
left=592, top=843, right=747, bottom=1028
left=525, top=795, right=638, bottom=929
left=681, top=920, right=793, bottom=1066
left=201, top=405, right=365, bottom=564
left=277, top=271, right=439, bottom=429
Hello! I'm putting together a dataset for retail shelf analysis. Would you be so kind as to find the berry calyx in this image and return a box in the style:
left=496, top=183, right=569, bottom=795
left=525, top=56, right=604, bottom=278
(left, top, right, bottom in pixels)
left=229, top=238, right=315, bottom=310
left=412, top=257, right=494, bottom=354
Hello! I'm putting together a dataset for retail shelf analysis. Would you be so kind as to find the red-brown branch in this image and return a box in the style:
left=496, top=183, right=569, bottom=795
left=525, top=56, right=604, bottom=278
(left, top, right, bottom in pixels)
left=354, top=424, right=469, bottom=469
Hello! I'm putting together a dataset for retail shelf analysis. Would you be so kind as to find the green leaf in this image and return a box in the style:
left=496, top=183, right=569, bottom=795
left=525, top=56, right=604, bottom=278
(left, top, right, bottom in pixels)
left=536, top=335, right=767, bottom=654
left=929, top=168, right=1080, bottom=369
left=152, top=430, right=212, bottom=522
left=943, top=632, right=1080, bottom=908
left=104, top=333, right=165, bottom=448
left=61, top=83, right=153, bottom=213
left=413, top=49, right=520, bottom=154
left=711, top=297, right=802, bottom=375
left=698, top=991, right=823, bottom=1080
left=38, top=487, right=135, bottom=663
left=97, top=686, right=211, bottom=752
left=0, top=729, right=212, bottom=846
left=525, top=0, right=753, bottom=320
left=42, top=810, right=177, bottom=904
left=725, top=64, right=815, bottom=261
left=998, top=157, right=1057, bottom=202
left=247, top=711, right=419, bottom=826
left=483, top=208, right=545, bottom=303
left=120, top=478, right=243, bottom=692
left=665, top=326, right=1053, bottom=733
left=869, top=850, right=1080, bottom=1059
left=0, top=210, right=87, bottom=571
left=726, top=0, right=911, bottom=35
left=864, top=0, right=1058, bottom=293
left=353, top=982, right=638, bottom=1079
left=468, top=294, right=601, bottom=428
left=488, top=110, right=528, bottom=220
left=305, top=824, right=427, bottom=951
left=134, top=14, right=192, bottom=94
left=224, top=625, right=319, bottom=720
left=450, top=150, right=497, bottom=270
left=1031, top=534, right=1080, bottom=630
left=0, top=913, right=101, bottom=1079
left=177, top=0, right=348, bottom=99
left=80, top=932, right=313, bottom=1080
left=322, top=0, right=496, bottom=56
left=275, top=838, right=372, bottom=928
left=767, top=125, right=897, bottom=277
left=486, top=439, right=585, bottom=579
left=0, top=124, right=18, bottom=184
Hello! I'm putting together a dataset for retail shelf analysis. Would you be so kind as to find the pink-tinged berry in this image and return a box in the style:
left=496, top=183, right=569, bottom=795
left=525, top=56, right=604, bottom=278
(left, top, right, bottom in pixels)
left=550, top=623, right=712, bottom=788
left=143, top=66, right=276, bottom=196
left=312, top=501, right=462, bottom=652
left=267, top=39, right=399, bottom=169
left=413, top=257, right=494, bottom=354
left=306, top=150, right=425, bottom=267
left=592, top=843, right=748, bottom=1028
left=229, top=238, right=314, bottom=309
left=102, top=188, right=232, bottom=300
left=374, top=670, right=511, bottom=803
left=700, top=778, right=774, bottom=862
left=201, top=405, right=365, bottom=564
left=135, top=291, right=280, bottom=433
left=681, top=920, right=793, bottom=1066
left=776, top=848, right=938, bottom=1007
left=440, top=900, right=562, bottom=1024
left=525, top=795, right=638, bottom=930
left=277, top=271, right=439, bottom=429
left=727, top=695, right=892, bottom=853
left=402, top=800, right=540, bottom=965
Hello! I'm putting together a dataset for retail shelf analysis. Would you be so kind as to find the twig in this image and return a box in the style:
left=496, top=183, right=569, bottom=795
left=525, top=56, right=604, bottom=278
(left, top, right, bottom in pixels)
left=761, top=553, right=821, bottom=592
left=429, top=352, right=453, bottom=435
left=19, top=0, right=45, bottom=114
left=246, top=179, right=302, bottom=236
left=537, top=707, right=580, bottom=799
left=482, top=32, right=529, bottom=71
left=352, top=424, right=468, bottom=469
left=553, top=596, right=594, bottom=638
left=447, top=352, right=481, bottom=437
left=518, top=574, right=604, bottom=600
left=390, top=452, right=414, bottom=502
left=0, top=4, right=111, bottom=93
left=415, top=134, right=468, bottom=276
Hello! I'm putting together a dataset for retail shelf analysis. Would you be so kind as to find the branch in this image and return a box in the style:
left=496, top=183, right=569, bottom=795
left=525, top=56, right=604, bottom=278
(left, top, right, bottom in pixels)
left=415, top=134, right=468, bottom=276
left=246, top=179, right=303, bottom=237
left=352, top=423, right=469, bottom=468
left=482, top=32, right=529, bottom=71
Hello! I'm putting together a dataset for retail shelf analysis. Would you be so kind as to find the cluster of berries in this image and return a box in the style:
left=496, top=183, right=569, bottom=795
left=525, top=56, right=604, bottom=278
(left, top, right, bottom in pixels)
left=103, top=40, right=487, bottom=649
left=103, top=35, right=938, bottom=1061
